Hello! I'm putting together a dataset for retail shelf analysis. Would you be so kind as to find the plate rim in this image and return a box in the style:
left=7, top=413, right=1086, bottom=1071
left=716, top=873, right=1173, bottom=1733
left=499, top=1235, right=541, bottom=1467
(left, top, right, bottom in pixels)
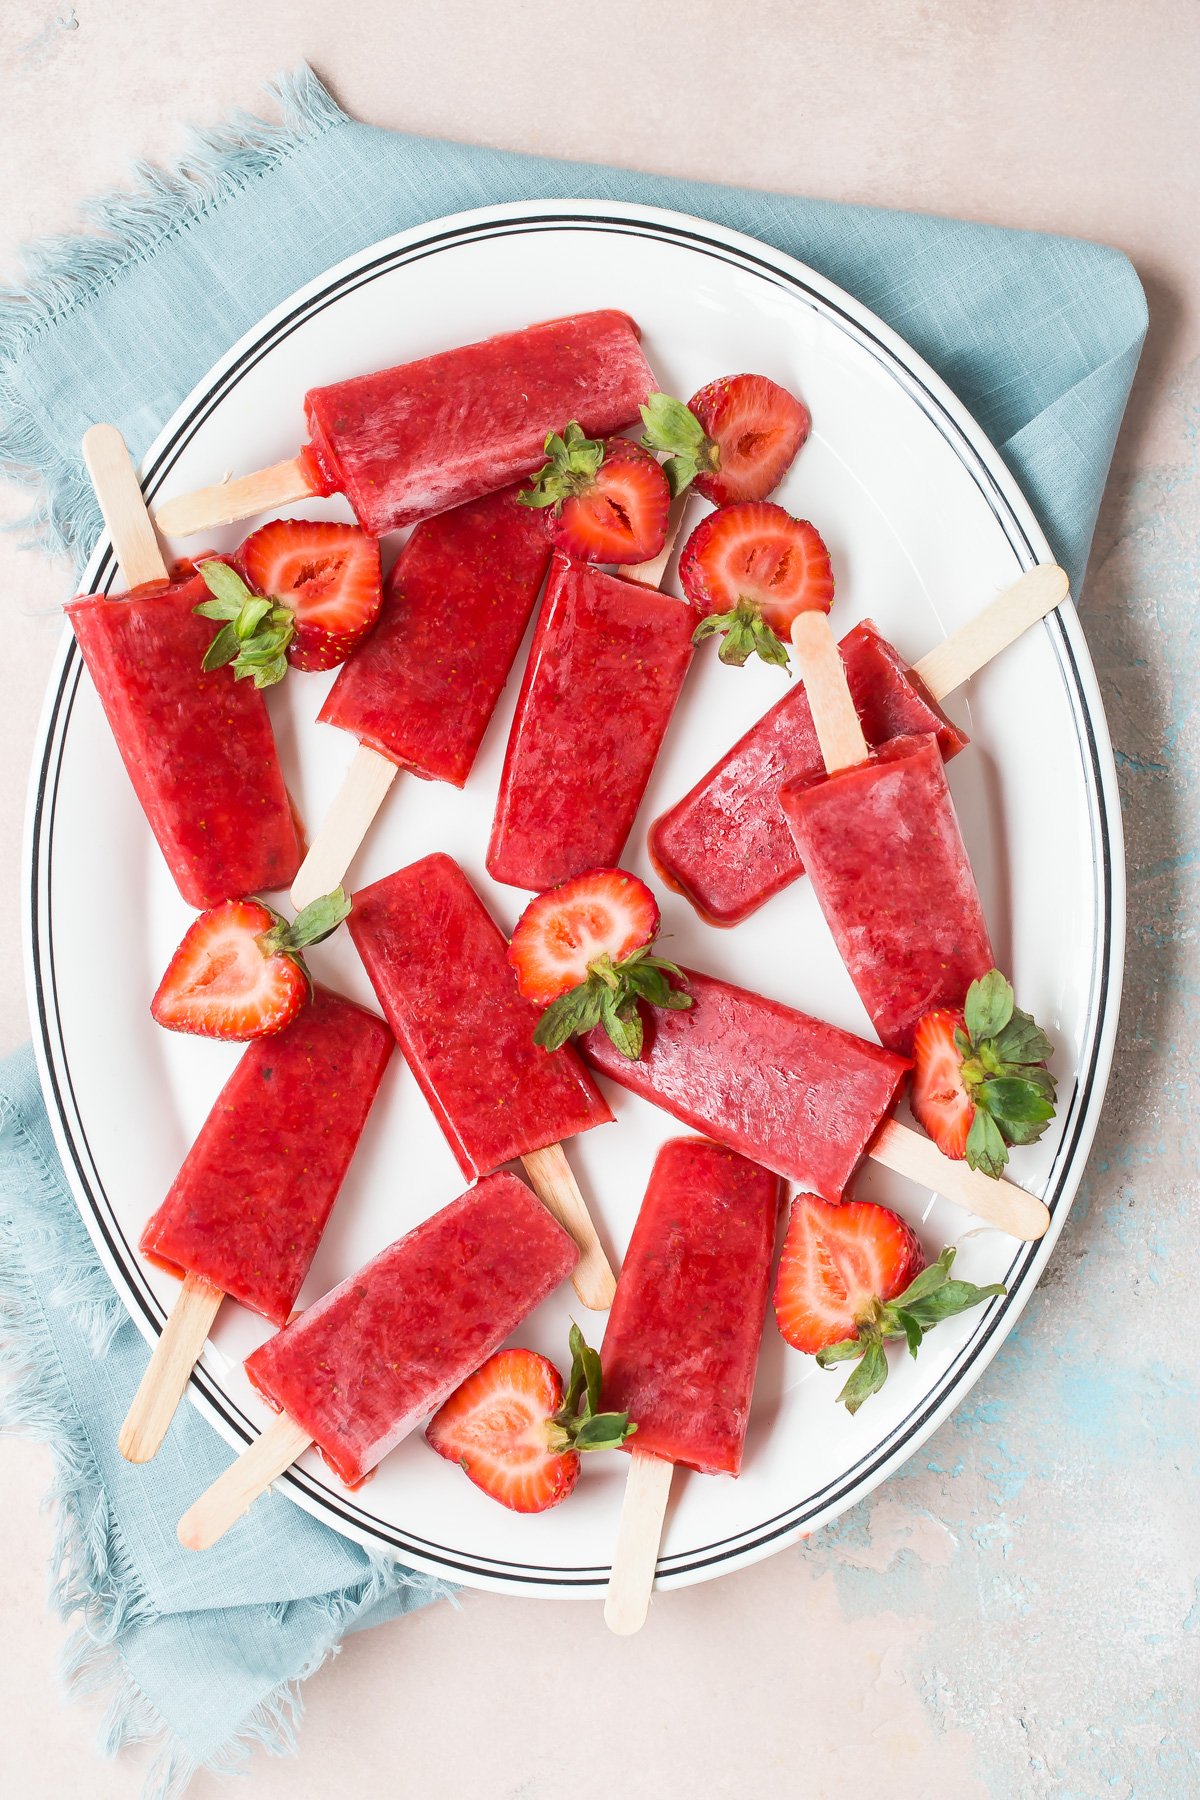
left=22, top=196, right=1127, bottom=1595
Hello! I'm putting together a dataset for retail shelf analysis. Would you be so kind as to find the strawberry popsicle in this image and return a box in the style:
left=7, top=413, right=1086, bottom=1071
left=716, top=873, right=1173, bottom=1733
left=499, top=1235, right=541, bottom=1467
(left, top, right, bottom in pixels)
left=140, top=990, right=393, bottom=1325
left=178, top=1174, right=578, bottom=1542
left=244, top=1174, right=578, bottom=1488
left=319, top=486, right=551, bottom=784
left=779, top=731, right=995, bottom=1054
left=487, top=553, right=697, bottom=890
left=349, top=854, right=616, bottom=1306
left=583, top=967, right=909, bottom=1203
left=649, top=620, right=968, bottom=926
left=157, top=311, right=657, bottom=539
left=67, top=570, right=301, bottom=909
left=602, top=1137, right=783, bottom=1476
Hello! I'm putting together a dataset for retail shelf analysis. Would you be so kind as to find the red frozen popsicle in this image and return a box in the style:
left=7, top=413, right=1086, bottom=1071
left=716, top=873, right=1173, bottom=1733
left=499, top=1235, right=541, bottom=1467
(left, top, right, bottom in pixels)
left=292, top=487, right=552, bottom=907
left=582, top=962, right=1049, bottom=1239
left=602, top=1137, right=783, bottom=1475
left=487, top=551, right=697, bottom=890
left=155, top=310, right=656, bottom=539
left=177, top=1173, right=578, bottom=1545
left=650, top=565, right=1073, bottom=928
left=320, top=487, right=550, bottom=782
left=121, top=989, right=393, bottom=1463
left=583, top=966, right=909, bottom=1202
left=602, top=1137, right=783, bottom=1634
left=349, top=853, right=617, bottom=1307
left=779, top=732, right=995, bottom=1054
left=649, top=620, right=968, bottom=926
left=69, top=428, right=300, bottom=909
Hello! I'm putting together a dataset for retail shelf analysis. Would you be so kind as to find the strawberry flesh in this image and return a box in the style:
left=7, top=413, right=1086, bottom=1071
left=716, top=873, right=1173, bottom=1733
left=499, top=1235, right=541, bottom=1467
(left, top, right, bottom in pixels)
left=508, top=868, right=660, bottom=1005
left=151, top=899, right=308, bottom=1041
left=680, top=502, right=834, bottom=637
left=548, top=439, right=670, bottom=566
left=238, top=518, right=383, bottom=672
left=911, top=1008, right=974, bottom=1160
left=774, top=1194, right=925, bottom=1354
left=689, top=374, right=810, bottom=504
left=426, top=1348, right=580, bottom=1513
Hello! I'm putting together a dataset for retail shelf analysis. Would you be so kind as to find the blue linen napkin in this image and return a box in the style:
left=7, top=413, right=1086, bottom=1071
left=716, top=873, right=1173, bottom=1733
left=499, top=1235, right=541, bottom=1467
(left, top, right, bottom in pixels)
left=0, top=63, right=1146, bottom=1795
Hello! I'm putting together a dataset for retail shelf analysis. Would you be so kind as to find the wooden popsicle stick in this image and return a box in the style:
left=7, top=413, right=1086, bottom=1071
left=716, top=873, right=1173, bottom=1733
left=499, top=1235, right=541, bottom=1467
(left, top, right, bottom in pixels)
left=790, top=611, right=871, bottom=772
left=870, top=1119, right=1049, bottom=1240
left=82, top=424, right=169, bottom=587
left=154, top=456, right=313, bottom=539
left=290, top=744, right=399, bottom=911
left=118, top=1274, right=224, bottom=1463
left=912, top=564, right=1071, bottom=703
left=177, top=1412, right=314, bottom=1551
left=605, top=1451, right=674, bottom=1635
left=520, top=1143, right=617, bottom=1310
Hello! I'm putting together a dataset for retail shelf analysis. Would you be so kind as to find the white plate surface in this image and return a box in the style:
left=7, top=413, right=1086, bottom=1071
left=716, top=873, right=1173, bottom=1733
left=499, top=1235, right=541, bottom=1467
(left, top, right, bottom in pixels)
left=25, top=200, right=1124, bottom=1595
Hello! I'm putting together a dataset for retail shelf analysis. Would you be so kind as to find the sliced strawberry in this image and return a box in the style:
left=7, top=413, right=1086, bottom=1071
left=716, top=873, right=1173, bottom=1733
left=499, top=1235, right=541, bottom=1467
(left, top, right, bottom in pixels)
left=911, top=972, right=1058, bottom=1177
left=518, top=425, right=670, bottom=565
left=911, top=1008, right=974, bottom=1161
left=509, top=869, right=660, bottom=1004
left=641, top=377, right=810, bottom=504
left=774, top=1194, right=925, bottom=1355
left=425, top=1327, right=634, bottom=1513
left=426, top=1350, right=579, bottom=1513
left=508, top=868, right=691, bottom=1062
left=151, top=889, right=350, bottom=1041
left=679, top=502, right=834, bottom=669
left=237, top=518, right=383, bottom=671
left=774, top=1194, right=1004, bottom=1414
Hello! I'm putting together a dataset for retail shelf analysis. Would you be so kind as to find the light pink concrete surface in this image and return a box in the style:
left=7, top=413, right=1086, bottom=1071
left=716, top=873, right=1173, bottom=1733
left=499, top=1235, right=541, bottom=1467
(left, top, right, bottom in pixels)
left=1, top=4, right=1198, bottom=1797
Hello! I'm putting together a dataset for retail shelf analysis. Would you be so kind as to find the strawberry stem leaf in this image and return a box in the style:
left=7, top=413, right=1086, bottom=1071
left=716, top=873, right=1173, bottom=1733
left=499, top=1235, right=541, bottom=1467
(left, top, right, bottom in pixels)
left=255, top=887, right=351, bottom=960
left=638, top=392, right=718, bottom=496
left=532, top=949, right=692, bottom=1060
left=950, top=970, right=1059, bottom=1178
left=546, top=1323, right=637, bottom=1455
left=693, top=601, right=791, bottom=671
left=196, top=559, right=295, bottom=688
left=814, top=1247, right=1006, bottom=1414
left=516, top=421, right=605, bottom=514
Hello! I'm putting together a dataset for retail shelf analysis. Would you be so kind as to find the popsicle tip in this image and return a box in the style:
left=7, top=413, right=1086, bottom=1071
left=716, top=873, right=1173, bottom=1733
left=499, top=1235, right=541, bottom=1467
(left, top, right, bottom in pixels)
left=176, top=1508, right=207, bottom=1552
left=604, top=1588, right=650, bottom=1636
left=117, top=1419, right=160, bottom=1465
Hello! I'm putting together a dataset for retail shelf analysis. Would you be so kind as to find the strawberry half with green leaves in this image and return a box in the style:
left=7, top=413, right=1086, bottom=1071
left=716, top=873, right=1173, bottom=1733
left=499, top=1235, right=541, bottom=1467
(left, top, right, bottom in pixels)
left=508, top=868, right=691, bottom=1061
left=774, top=1194, right=1005, bottom=1414
left=640, top=376, right=810, bottom=503
left=194, top=520, right=382, bottom=684
left=517, top=424, right=670, bottom=565
left=151, top=888, right=351, bottom=1041
left=911, top=969, right=1057, bottom=1178
left=425, top=1324, right=636, bottom=1513
left=679, top=501, right=834, bottom=670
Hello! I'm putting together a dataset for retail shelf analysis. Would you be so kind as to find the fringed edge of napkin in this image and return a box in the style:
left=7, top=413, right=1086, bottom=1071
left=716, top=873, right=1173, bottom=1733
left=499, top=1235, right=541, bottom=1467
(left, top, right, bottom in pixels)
left=0, top=1083, right=451, bottom=1798
left=0, top=64, right=346, bottom=568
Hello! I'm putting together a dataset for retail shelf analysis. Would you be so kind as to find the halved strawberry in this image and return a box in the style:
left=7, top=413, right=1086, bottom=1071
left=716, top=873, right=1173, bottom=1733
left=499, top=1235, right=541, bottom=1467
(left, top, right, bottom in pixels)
left=237, top=518, right=383, bottom=671
left=679, top=502, right=834, bottom=669
left=151, top=889, right=350, bottom=1041
left=775, top=1195, right=925, bottom=1356
left=640, top=376, right=810, bottom=504
left=911, top=971, right=1058, bottom=1178
left=508, top=869, right=691, bottom=1061
left=911, top=1010, right=974, bottom=1160
left=518, top=425, right=670, bottom=565
left=425, top=1326, right=634, bottom=1513
left=192, top=522, right=382, bottom=685
left=774, top=1194, right=1003, bottom=1414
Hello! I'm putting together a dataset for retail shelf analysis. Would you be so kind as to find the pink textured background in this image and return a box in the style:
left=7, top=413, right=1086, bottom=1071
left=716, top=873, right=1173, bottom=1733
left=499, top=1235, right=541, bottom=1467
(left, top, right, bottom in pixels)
left=2, top=4, right=1197, bottom=1796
